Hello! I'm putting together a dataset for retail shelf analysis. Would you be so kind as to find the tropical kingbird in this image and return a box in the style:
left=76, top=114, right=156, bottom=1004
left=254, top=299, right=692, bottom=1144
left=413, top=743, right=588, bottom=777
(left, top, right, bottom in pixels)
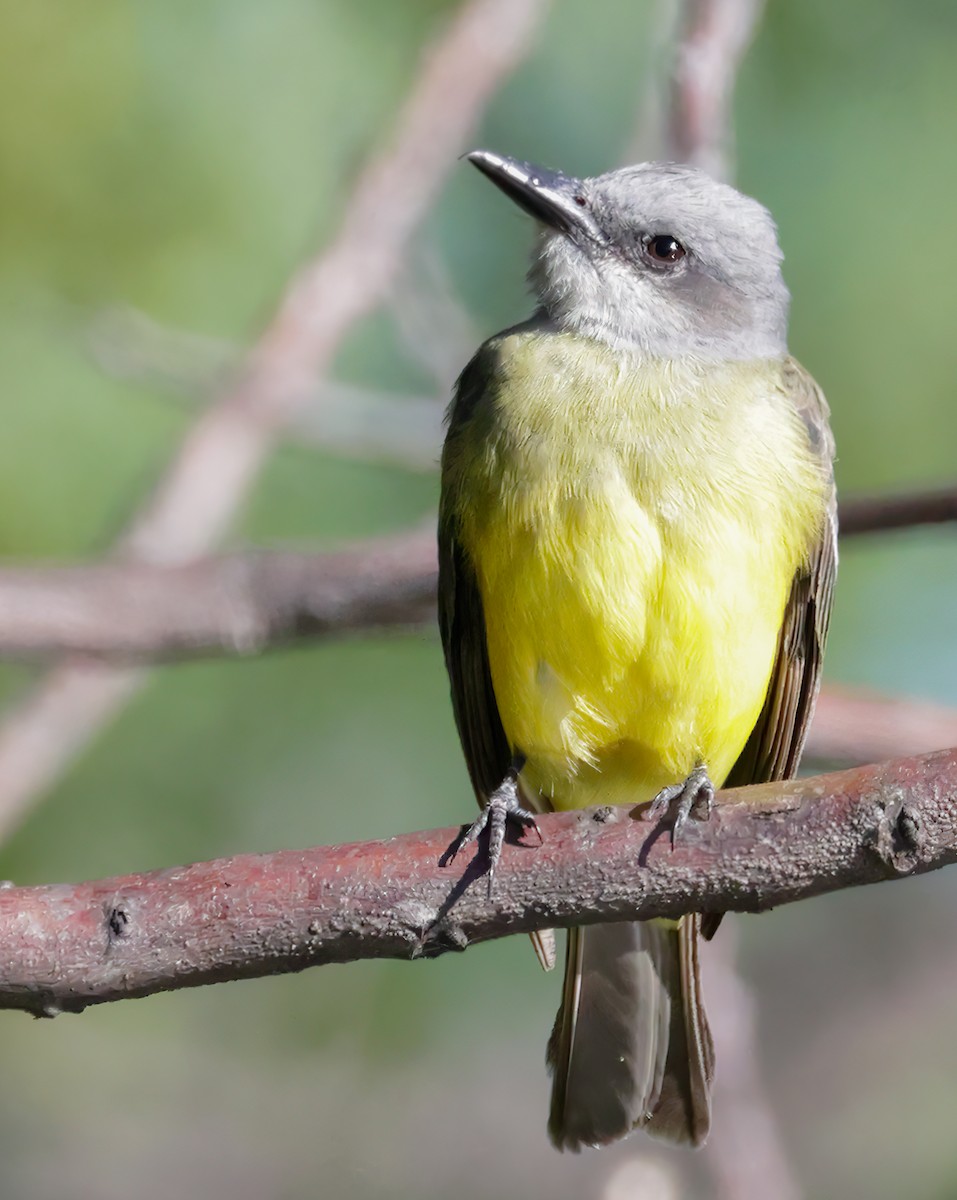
left=439, top=150, right=836, bottom=1150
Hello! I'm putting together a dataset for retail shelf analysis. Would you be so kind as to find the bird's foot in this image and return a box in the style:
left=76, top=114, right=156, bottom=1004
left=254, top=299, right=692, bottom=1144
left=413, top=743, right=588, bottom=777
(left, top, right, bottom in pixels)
left=449, top=774, right=541, bottom=896
left=643, top=764, right=715, bottom=847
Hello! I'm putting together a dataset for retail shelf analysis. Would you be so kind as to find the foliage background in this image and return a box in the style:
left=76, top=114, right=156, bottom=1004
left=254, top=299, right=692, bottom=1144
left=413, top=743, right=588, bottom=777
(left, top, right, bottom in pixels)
left=1, top=1, right=956, bottom=1197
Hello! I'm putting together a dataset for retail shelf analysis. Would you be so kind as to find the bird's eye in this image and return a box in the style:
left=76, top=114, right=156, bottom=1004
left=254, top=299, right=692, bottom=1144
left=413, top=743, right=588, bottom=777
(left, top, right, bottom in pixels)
left=644, top=234, right=686, bottom=265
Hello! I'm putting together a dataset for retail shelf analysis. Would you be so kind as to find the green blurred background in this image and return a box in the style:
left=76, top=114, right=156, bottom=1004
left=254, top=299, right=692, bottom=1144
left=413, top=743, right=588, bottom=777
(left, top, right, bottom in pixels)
left=1, top=1, right=956, bottom=1197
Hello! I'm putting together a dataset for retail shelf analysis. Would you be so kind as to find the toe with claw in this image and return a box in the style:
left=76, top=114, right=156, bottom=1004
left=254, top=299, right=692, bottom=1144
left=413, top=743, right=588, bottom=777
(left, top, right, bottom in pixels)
left=644, top=763, right=715, bottom=847
left=450, top=773, right=541, bottom=895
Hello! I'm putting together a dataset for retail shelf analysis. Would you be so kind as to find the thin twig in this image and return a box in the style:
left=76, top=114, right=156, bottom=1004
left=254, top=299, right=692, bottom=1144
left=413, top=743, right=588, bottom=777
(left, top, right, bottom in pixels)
left=0, top=477, right=955, bottom=663
left=667, top=0, right=765, bottom=179
left=390, top=250, right=481, bottom=393
left=0, top=0, right=549, bottom=844
left=91, top=305, right=446, bottom=471
left=807, top=686, right=957, bottom=766
left=0, top=530, right=437, bottom=661
left=86, top=308, right=957, bottom=522
left=0, top=534, right=954, bottom=780
left=0, top=535, right=956, bottom=770
left=87, top=305, right=235, bottom=396
left=702, top=923, right=801, bottom=1200
left=0, top=747, right=954, bottom=1016
left=838, top=486, right=957, bottom=536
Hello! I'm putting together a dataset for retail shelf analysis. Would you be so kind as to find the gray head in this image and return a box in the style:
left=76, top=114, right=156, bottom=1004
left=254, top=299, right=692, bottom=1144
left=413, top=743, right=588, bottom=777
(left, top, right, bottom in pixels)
left=468, top=150, right=790, bottom=361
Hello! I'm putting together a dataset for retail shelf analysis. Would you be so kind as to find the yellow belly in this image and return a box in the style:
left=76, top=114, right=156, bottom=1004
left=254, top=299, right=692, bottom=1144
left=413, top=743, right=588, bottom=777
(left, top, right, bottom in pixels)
left=449, top=331, right=827, bottom=812
left=474, top=469, right=790, bottom=808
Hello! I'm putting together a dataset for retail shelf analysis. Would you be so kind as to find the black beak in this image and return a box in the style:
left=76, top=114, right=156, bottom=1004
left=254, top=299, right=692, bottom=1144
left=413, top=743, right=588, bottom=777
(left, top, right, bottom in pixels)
left=467, top=150, right=602, bottom=242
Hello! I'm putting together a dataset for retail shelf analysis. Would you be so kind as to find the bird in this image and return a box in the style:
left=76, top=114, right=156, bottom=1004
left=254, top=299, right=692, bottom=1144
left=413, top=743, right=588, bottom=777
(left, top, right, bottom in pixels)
left=438, top=149, right=836, bottom=1151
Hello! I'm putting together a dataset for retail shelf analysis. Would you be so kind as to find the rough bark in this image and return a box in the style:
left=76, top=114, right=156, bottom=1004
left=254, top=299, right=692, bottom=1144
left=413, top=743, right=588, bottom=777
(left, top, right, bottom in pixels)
left=0, top=747, right=953, bottom=1018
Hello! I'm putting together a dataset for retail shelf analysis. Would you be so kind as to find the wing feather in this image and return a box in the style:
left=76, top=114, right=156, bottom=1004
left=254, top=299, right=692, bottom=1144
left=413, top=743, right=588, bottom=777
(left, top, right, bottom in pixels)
left=703, top=359, right=837, bottom=939
left=438, top=348, right=513, bottom=803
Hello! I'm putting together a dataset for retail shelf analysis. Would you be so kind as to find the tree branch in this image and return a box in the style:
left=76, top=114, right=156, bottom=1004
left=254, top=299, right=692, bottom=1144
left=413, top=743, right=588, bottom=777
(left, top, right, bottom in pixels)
left=117, top=0, right=549, bottom=565
left=667, top=0, right=766, bottom=179
left=0, top=0, right=548, bottom=842
left=807, top=686, right=957, bottom=765
left=88, top=305, right=447, bottom=473
left=0, top=529, right=438, bottom=661
left=0, top=525, right=955, bottom=768
left=1, top=477, right=955, bottom=664
left=1, top=748, right=954, bottom=1018
left=838, top=484, right=957, bottom=536
left=702, top=924, right=802, bottom=1200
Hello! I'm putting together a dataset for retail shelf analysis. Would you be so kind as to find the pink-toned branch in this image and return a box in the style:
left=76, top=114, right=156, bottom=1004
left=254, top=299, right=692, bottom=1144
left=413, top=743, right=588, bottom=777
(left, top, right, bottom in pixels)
left=667, top=0, right=766, bottom=179
left=0, top=530, right=437, bottom=661
left=0, top=523, right=954, bottom=777
left=0, top=509, right=954, bottom=769
left=0, top=0, right=548, bottom=843
left=703, top=924, right=802, bottom=1200
left=1, top=747, right=954, bottom=1018
left=118, top=0, right=549, bottom=564
left=0, top=480, right=954, bottom=662
left=808, top=686, right=957, bottom=765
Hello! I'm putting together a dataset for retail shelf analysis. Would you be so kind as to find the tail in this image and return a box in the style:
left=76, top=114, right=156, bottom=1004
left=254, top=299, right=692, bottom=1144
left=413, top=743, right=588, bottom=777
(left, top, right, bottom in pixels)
left=547, top=916, right=713, bottom=1151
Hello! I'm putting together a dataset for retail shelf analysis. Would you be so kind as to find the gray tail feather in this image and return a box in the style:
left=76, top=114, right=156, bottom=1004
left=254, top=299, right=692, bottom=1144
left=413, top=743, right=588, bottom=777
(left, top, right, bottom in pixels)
left=547, top=916, right=713, bottom=1151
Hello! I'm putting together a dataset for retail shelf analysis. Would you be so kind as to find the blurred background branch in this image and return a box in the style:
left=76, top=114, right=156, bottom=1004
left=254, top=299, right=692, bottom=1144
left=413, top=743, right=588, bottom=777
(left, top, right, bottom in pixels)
left=0, top=531, right=439, bottom=661
left=0, top=0, right=547, bottom=846
left=0, top=497, right=953, bottom=785
left=701, top=922, right=802, bottom=1200
left=667, top=0, right=765, bottom=178
left=0, top=484, right=953, bottom=663
left=809, top=686, right=957, bottom=764
left=1, top=746, right=955, bottom=1019
left=85, top=305, right=447, bottom=473
left=838, top=486, right=957, bottom=536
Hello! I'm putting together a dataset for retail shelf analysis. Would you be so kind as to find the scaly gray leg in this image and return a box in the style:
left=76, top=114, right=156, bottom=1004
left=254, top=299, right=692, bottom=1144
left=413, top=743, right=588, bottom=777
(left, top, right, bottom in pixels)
left=643, top=763, right=715, bottom=847
left=451, top=759, right=540, bottom=895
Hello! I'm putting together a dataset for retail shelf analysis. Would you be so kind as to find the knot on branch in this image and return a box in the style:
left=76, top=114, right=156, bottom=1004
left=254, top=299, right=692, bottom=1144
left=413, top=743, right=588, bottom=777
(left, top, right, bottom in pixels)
left=106, top=904, right=132, bottom=944
left=870, top=791, right=925, bottom=875
left=415, top=917, right=470, bottom=958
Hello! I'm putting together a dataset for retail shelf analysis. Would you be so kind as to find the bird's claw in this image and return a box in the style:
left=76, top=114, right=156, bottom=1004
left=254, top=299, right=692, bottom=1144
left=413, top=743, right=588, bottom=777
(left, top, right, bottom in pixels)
left=450, top=775, right=541, bottom=896
left=644, top=764, right=715, bottom=847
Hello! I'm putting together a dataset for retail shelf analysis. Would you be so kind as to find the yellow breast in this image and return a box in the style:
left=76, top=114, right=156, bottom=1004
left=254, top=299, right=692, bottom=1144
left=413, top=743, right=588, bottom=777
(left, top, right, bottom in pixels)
left=446, top=330, right=828, bottom=810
